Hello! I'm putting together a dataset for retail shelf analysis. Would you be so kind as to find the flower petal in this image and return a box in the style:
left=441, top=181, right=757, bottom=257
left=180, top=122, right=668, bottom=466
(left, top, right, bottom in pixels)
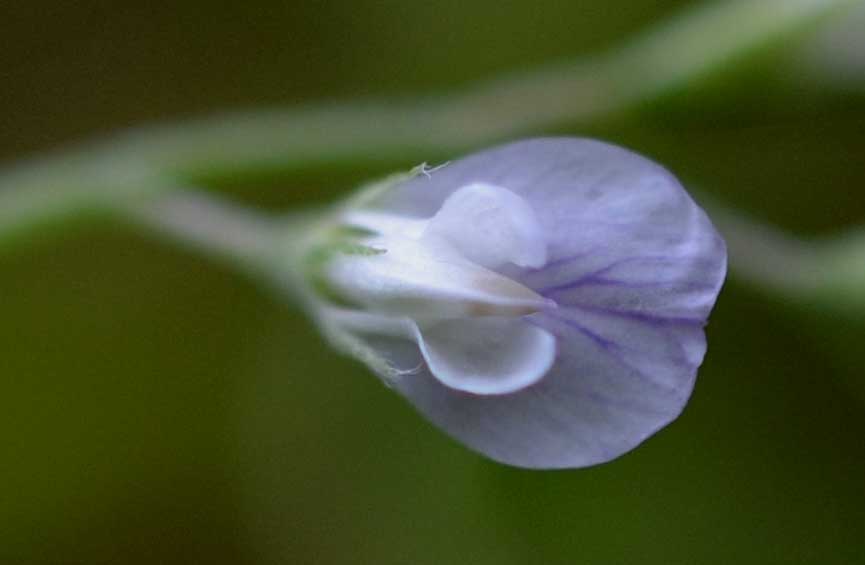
left=391, top=306, right=705, bottom=469
left=413, top=317, right=556, bottom=395
left=324, top=233, right=550, bottom=320
left=423, top=182, right=547, bottom=269
left=373, top=139, right=725, bottom=324
left=370, top=138, right=727, bottom=468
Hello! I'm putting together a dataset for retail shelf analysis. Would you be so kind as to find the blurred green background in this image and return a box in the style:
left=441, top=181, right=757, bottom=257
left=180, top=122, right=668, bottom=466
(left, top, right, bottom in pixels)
left=2, top=1, right=864, bottom=564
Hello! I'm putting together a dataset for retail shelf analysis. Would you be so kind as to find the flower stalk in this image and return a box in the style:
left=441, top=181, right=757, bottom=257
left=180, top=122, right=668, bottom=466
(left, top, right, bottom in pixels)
left=1, top=0, right=857, bottom=252
left=115, top=136, right=865, bottom=466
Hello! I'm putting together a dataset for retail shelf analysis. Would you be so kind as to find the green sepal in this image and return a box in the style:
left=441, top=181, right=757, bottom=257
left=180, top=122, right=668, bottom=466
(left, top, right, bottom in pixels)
left=300, top=224, right=386, bottom=308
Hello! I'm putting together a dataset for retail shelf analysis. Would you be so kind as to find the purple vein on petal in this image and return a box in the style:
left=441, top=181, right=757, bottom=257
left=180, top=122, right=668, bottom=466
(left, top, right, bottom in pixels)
left=532, top=255, right=697, bottom=294
left=526, top=249, right=596, bottom=272
left=560, top=302, right=706, bottom=327
left=540, top=312, right=692, bottom=396
left=550, top=313, right=618, bottom=351
left=541, top=275, right=716, bottom=295
left=525, top=319, right=672, bottom=417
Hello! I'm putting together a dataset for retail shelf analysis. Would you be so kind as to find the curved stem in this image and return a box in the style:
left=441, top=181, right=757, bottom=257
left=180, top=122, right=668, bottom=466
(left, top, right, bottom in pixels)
left=0, top=0, right=862, bottom=315
left=122, top=190, right=283, bottom=273
left=706, top=196, right=865, bottom=314
left=0, top=0, right=855, bottom=248
left=120, top=189, right=325, bottom=308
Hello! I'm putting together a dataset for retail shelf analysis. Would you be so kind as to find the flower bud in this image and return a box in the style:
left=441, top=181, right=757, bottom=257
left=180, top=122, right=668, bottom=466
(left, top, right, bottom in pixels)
left=298, top=138, right=727, bottom=469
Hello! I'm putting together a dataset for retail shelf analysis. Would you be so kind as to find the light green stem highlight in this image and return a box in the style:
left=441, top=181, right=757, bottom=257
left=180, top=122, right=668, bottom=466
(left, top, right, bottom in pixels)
left=0, top=0, right=856, bottom=247
left=122, top=190, right=283, bottom=273
left=0, top=0, right=862, bottom=315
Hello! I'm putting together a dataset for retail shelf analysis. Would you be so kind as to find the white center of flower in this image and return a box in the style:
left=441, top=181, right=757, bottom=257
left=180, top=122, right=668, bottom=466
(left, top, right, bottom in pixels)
left=320, top=182, right=557, bottom=395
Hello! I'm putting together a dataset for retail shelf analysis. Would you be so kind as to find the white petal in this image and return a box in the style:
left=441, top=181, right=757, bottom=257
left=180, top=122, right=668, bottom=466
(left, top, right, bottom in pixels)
left=423, top=182, right=547, bottom=269
left=324, top=233, right=551, bottom=320
left=319, top=307, right=416, bottom=340
left=413, top=317, right=556, bottom=395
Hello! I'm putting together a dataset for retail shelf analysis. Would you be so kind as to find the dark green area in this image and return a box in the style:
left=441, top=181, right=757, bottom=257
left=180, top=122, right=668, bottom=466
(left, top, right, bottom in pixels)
left=1, top=1, right=864, bottom=564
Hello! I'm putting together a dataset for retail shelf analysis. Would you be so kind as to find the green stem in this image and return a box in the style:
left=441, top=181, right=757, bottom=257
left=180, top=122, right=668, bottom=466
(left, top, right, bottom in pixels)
left=121, top=189, right=323, bottom=306
left=0, top=0, right=855, bottom=248
left=121, top=190, right=283, bottom=273
left=706, top=196, right=865, bottom=315
left=1, top=0, right=863, bottom=315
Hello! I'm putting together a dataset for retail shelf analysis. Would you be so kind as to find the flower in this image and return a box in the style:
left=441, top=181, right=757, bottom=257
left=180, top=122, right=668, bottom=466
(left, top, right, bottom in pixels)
left=299, top=138, right=727, bottom=469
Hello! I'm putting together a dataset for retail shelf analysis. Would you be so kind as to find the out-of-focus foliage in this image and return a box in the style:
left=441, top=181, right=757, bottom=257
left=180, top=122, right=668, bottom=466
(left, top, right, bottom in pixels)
left=1, top=1, right=864, bottom=564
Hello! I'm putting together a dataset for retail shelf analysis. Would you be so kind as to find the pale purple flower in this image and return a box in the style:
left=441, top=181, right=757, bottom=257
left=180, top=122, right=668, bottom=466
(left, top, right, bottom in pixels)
left=300, top=138, right=726, bottom=469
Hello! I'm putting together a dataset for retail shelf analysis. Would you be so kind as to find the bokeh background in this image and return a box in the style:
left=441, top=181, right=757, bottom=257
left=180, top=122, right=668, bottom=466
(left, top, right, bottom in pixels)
left=2, top=1, right=864, bottom=563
